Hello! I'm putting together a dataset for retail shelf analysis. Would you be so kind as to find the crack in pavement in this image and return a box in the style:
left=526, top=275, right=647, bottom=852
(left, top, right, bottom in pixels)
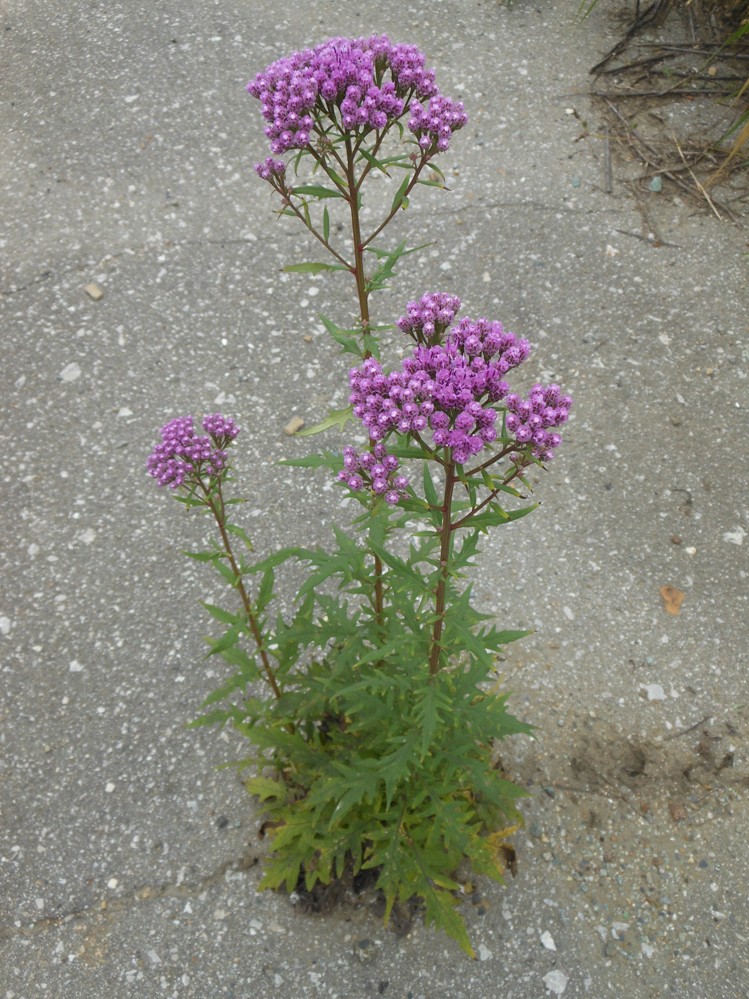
left=0, top=847, right=260, bottom=943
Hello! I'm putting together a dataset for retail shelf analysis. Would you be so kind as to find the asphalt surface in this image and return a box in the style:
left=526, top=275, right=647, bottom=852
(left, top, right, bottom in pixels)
left=2, top=1, right=748, bottom=997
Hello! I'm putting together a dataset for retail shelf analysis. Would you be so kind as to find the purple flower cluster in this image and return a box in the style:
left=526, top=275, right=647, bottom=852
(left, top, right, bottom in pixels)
left=341, top=296, right=572, bottom=477
left=348, top=310, right=532, bottom=465
left=337, top=443, right=408, bottom=505
left=396, top=292, right=462, bottom=343
left=247, top=35, right=466, bottom=157
left=505, top=385, right=572, bottom=462
left=408, top=95, right=468, bottom=152
left=147, top=415, right=239, bottom=489
left=255, top=157, right=287, bottom=181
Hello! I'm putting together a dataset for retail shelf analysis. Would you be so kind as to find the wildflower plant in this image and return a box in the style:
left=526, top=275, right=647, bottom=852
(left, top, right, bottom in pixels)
left=147, top=35, right=572, bottom=956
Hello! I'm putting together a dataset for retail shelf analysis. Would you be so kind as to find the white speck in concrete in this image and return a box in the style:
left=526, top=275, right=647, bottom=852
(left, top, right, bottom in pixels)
left=59, top=362, right=81, bottom=382
left=79, top=528, right=96, bottom=545
left=541, top=931, right=557, bottom=951
left=543, top=970, right=568, bottom=995
left=0, top=617, right=11, bottom=636
left=723, top=526, right=746, bottom=546
left=69, top=659, right=84, bottom=672
left=641, top=943, right=655, bottom=958
left=563, top=606, right=574, bottom=621
left=641, top=683, right=666, bottom=701
left=105, top=781, right=115, bottom=793
left=477, top=943, right=493, bottom=961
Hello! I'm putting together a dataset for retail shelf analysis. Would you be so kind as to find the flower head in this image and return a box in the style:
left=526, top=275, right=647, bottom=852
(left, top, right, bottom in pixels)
left=505, top=385, right=572, bottom=461
left=337, top=442, right=408, bottom=504
left=147, top=414, right=239, bottom=489
left=396, top=292, right=462, bottom=343
left=247, top=35, right=467, bottom=160
left=346, top=296, right=571, bottom=470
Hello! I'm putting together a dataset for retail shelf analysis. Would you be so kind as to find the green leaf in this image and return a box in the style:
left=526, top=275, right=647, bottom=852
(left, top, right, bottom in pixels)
left=182, top=550, right=219, bottom=563
left=201, top=602, right=241, bottom=626
left=245, top=775, right=288, bottom=802
left=290, top=184, right=343, bottom=199
left=248, top=546, right=304, bottom=573
left=280, top=451, right=343, bottom=470
left=295, top=406, right=354, bottom=436
left=326, top=327, right=364, bottom=356
left=390, top=172, right=411, bottom=214
left=225, top=523, right=254, bottom=550
left=322, top=205, right=330, bottom=242
left=283, top=262, right=349, bottom=274
left=491, top=628, right=532, bottom=646
left=256, top=566, right=275, bottom=614
left=212, top=559, right=239, bottom=586
left=422, top=463, right=439, bottom=508
left=204, top=624, right=242, bottom=657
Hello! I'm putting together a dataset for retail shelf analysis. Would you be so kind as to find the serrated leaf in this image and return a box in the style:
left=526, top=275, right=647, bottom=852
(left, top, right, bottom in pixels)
left=204, top=624, right=242, bottom=656
left=248, top=546, right=305, bottom=573
left=245, top=775, right=288, bottom=802
left=295, top=406, right=354, bottom=436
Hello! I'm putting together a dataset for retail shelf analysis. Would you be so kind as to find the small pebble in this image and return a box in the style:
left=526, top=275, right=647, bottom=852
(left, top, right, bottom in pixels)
left=283, top=416, right=305, bottom=436
left=541, top=931, right=557, bottom=951
left=354, top=938, right=378, bottom=965
left=543, top=969, right=568, bottom=995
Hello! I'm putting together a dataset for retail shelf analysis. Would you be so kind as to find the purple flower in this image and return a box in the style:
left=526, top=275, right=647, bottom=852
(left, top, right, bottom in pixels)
left=247, top=36, right=467, bottom=159
left=147, top=414, right=239, bottom=489
left=255, top=157, right=287, bottom=181
left=337, top=442, right=408, bottom=503
left=345, top=295, right=572, bottom=469
left=396, top=292, right=462, bottom=343
left=504, top=384, right=572, bottom=461
left=408, top=95, right=468, bottom=152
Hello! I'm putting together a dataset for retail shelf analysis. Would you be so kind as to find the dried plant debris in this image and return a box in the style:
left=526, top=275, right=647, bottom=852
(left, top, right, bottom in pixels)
left=589, top=0, right=749, bottom=214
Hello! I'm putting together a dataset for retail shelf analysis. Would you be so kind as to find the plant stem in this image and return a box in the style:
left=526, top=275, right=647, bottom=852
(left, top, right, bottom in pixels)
left=342, top=134, right=386, bottom=633
left=202, top=481, right=282, bottom=700
left=428, top=458, right=457, bottom=677
left=451, top=466, right=528, bottom=532
left=344, top=134, right=372, bottom=343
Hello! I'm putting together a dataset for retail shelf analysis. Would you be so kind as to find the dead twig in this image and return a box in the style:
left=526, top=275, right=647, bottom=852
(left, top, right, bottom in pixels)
left=673, top=133, right=725, bottom=219
left=591, top=0, right=673, bottom=75
left=604, top=124, right=613, bottom=193
left=663, top=714, right=713, bottom=740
